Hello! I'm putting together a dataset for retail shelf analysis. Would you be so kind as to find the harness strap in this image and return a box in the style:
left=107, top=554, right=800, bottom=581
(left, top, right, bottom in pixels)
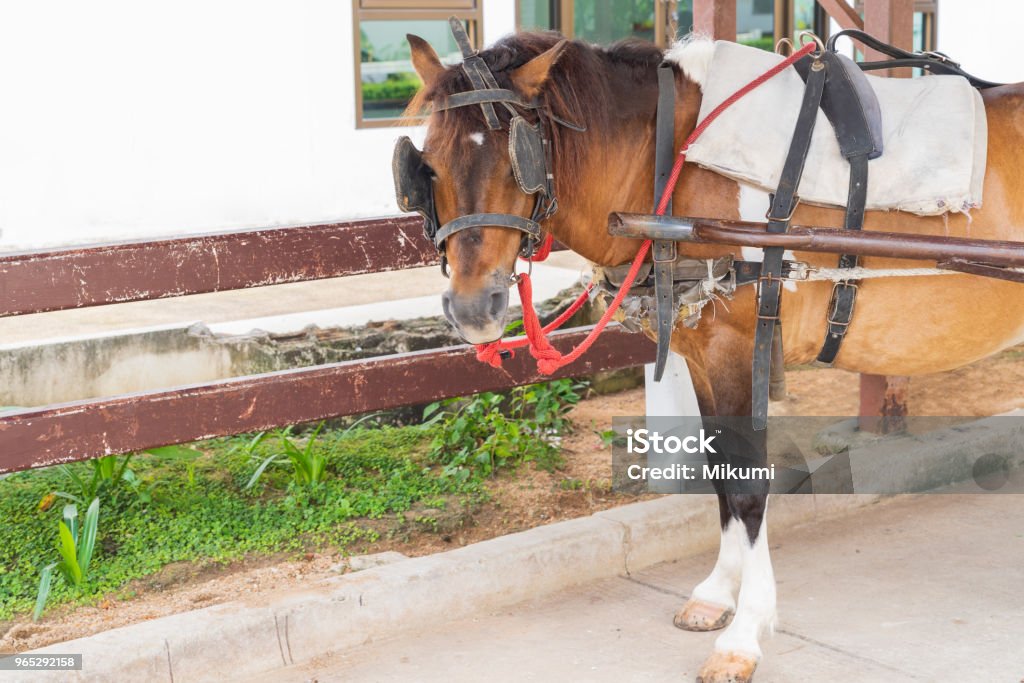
left=828, top=29, right=1004, bottom=89
left=752, top=53, right=827, bottom=431
left=448, top=17, right=503, bottom=129
left=652, top=61, right=678, bottom=381
left=815, top=152, right=868, bottom=365
left=434, top=213, right=542, bottom=248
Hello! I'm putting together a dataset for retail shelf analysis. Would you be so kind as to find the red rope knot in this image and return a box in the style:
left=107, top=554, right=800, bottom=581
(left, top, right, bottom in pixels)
left=475, top=342, right=509, bottom=368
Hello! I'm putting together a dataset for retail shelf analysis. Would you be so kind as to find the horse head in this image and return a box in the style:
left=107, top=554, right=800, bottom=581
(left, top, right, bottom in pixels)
left=397, top=27, right=663, bottom=344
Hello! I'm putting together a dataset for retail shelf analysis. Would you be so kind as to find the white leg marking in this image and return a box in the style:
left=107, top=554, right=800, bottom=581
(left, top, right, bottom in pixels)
left=691, top=518, right=745, bottom=609
left=713, top=509, right=777, bottom=660
left=468, top=131, right=485, bottom=146
left=737, top=184, right=798, bottom=291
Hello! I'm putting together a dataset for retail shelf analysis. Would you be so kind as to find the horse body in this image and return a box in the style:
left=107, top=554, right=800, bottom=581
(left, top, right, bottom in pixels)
left=405, top=30, right=1024, bottom=682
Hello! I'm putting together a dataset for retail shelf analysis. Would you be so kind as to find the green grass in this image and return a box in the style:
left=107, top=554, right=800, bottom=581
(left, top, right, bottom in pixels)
left=0, top=379, right=584, bottom=622
left=0, top=425, right=483, bottom=621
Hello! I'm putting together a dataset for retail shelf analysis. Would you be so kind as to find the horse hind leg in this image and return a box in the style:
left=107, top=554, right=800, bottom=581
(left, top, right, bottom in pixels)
left=674, top=493, right=741, bottom=632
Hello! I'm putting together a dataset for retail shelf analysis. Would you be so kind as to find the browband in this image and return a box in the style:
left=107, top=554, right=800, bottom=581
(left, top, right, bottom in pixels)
left=434, top=88, right=530, bottom=112
left=434, top=88, right=587, bottom=132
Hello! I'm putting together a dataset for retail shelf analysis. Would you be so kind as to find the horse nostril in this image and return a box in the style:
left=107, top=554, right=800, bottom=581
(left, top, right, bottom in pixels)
left=441, top=291, right=455, bottom=325
left=488, top=288, right=508, bottom=319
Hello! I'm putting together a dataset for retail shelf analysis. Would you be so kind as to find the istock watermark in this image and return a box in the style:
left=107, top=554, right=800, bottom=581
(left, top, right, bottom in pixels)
left=610, top=415, right=1024, bottom=495
left=625, top=428, right=718, bottom=454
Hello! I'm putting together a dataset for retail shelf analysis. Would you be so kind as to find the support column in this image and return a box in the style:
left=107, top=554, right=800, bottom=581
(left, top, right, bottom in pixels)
left=863, top=0, right=915, bottom=77
left=858, top=0, right=914, bottom=432
left=693, top=0, right=736, bottom=41
left=859, top=374, right=909, bottom=434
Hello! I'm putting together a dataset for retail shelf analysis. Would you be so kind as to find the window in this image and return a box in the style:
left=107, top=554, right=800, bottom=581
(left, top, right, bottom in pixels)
left=353, top=2, right=483, bottom=128
left=517, top=1, right=670, bottom=46
left=737, top=0, right=776, bottom=50
left=912, top=1, right=937, bottom=52
left=518, top=1, right=832, bottom=51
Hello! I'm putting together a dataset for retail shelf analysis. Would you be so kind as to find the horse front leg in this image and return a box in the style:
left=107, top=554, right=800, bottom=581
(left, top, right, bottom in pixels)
left=676, top=349, right=775, bottom=683
left=674, top=489, right=742, bottom=632
left=697, top=486, right=774, bottom=683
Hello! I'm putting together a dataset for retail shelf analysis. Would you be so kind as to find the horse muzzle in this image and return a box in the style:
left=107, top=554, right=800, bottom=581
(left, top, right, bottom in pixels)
left=441, top=284, right=509, bottom=344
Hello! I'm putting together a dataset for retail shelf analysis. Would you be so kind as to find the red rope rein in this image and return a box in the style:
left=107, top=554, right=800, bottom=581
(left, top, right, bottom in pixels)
left=475, top=42, right=815, bottom=374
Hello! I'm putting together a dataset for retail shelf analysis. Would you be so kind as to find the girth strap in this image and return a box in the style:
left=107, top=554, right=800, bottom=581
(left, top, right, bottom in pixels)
left=652, top=62, right=678, bottom=381
left=815, top=152, right=868, bottom=365
left=752, top=54, right=827, bottom=431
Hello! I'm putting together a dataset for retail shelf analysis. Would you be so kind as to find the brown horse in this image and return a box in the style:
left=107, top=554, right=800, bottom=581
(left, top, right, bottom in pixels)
left=403, top=30, right=1024, bottom=682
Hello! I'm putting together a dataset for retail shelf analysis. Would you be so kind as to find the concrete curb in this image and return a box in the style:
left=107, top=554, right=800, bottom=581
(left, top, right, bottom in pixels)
left=15, top=492, right=882, bottom=683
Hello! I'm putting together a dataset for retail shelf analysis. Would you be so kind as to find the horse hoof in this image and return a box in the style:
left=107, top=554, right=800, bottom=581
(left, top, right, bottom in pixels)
left=674, top=599, right=734, bottom=631
left=695, top=651, right=758, bottom=683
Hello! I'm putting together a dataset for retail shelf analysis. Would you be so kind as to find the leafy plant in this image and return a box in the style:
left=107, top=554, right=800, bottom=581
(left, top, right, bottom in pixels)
left=34, top=498, right=100, bottom=621
left=244, top=415, right=383, bottom=492
left=425, top=379, right=585, bottom=479
left=56, top=455, right=136, bottom=506
left=52, top=445, right=198, bottom=508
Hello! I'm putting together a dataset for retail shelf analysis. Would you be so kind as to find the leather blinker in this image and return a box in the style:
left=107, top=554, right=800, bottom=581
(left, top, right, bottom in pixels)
left=392, top=136, right=439, bottom=242
left=509, top=116, right=548, bottom=196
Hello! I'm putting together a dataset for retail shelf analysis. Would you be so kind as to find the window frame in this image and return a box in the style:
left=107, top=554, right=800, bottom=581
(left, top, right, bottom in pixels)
left=353, top=1, right=484, bottom=129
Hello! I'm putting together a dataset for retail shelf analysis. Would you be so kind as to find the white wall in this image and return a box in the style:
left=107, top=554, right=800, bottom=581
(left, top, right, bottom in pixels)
left=938, top=1, right=1024, bottom=85
left=0, top=1, right=515, bottom=251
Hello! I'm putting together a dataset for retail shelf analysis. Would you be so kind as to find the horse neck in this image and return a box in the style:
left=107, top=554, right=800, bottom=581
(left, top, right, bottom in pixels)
left=543, top=72, right=704, bottom=266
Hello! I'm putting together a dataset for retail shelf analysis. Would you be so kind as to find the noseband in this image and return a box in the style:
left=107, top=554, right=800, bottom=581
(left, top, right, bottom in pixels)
left=392, top=18, right=583, bottom=277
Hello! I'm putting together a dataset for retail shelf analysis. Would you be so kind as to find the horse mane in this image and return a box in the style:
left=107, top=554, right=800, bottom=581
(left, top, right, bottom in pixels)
left=406, top=32, right=666, bottom=187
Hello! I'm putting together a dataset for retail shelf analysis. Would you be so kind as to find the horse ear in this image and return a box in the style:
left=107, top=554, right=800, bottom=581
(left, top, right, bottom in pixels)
left=407, top=34, right=445, bottom=87
left=510, top=39, right=569, bottom=99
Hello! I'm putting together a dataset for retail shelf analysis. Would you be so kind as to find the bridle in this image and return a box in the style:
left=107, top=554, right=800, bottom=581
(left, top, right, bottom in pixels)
left=392, top=18, right=583, bottom=278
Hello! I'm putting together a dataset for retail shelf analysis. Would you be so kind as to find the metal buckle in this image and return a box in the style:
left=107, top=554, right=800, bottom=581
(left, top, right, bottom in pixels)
left=919, top=50, right=960, bottom=67
left=826, top=281, right=858, bottom=327
left=766, top=196, right=801, bottom=223
left=652, top=241, right=677, bottom=264
left=783, top=261, right=814, bottom=281
left=755, top=271, right=784, bottom=302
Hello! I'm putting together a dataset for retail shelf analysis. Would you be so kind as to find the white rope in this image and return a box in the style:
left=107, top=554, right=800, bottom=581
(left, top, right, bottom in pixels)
left=802, top=266, right=961, bottom=281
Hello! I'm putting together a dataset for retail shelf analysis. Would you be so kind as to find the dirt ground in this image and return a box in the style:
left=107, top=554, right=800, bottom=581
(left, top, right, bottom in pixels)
left=3, top=347, right=1022, bottom=653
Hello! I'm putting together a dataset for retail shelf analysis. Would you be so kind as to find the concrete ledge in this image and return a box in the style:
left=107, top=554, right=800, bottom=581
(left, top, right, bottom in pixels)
left=17, top=493, right=883, bottom=683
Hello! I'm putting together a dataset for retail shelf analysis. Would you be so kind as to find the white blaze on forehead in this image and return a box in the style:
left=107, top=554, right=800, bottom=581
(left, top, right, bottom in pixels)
left=468, top=132, right=485, bottom=146
left=737, top=184, right=798, bottom=291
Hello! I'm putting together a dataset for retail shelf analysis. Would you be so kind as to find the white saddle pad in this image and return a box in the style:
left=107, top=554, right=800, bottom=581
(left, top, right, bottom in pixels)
left=685, top=41, right=987, bottom=216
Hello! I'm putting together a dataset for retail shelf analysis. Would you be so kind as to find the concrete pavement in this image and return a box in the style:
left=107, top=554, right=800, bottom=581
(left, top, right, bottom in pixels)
left=249, top=493, right=1024, bottom=682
